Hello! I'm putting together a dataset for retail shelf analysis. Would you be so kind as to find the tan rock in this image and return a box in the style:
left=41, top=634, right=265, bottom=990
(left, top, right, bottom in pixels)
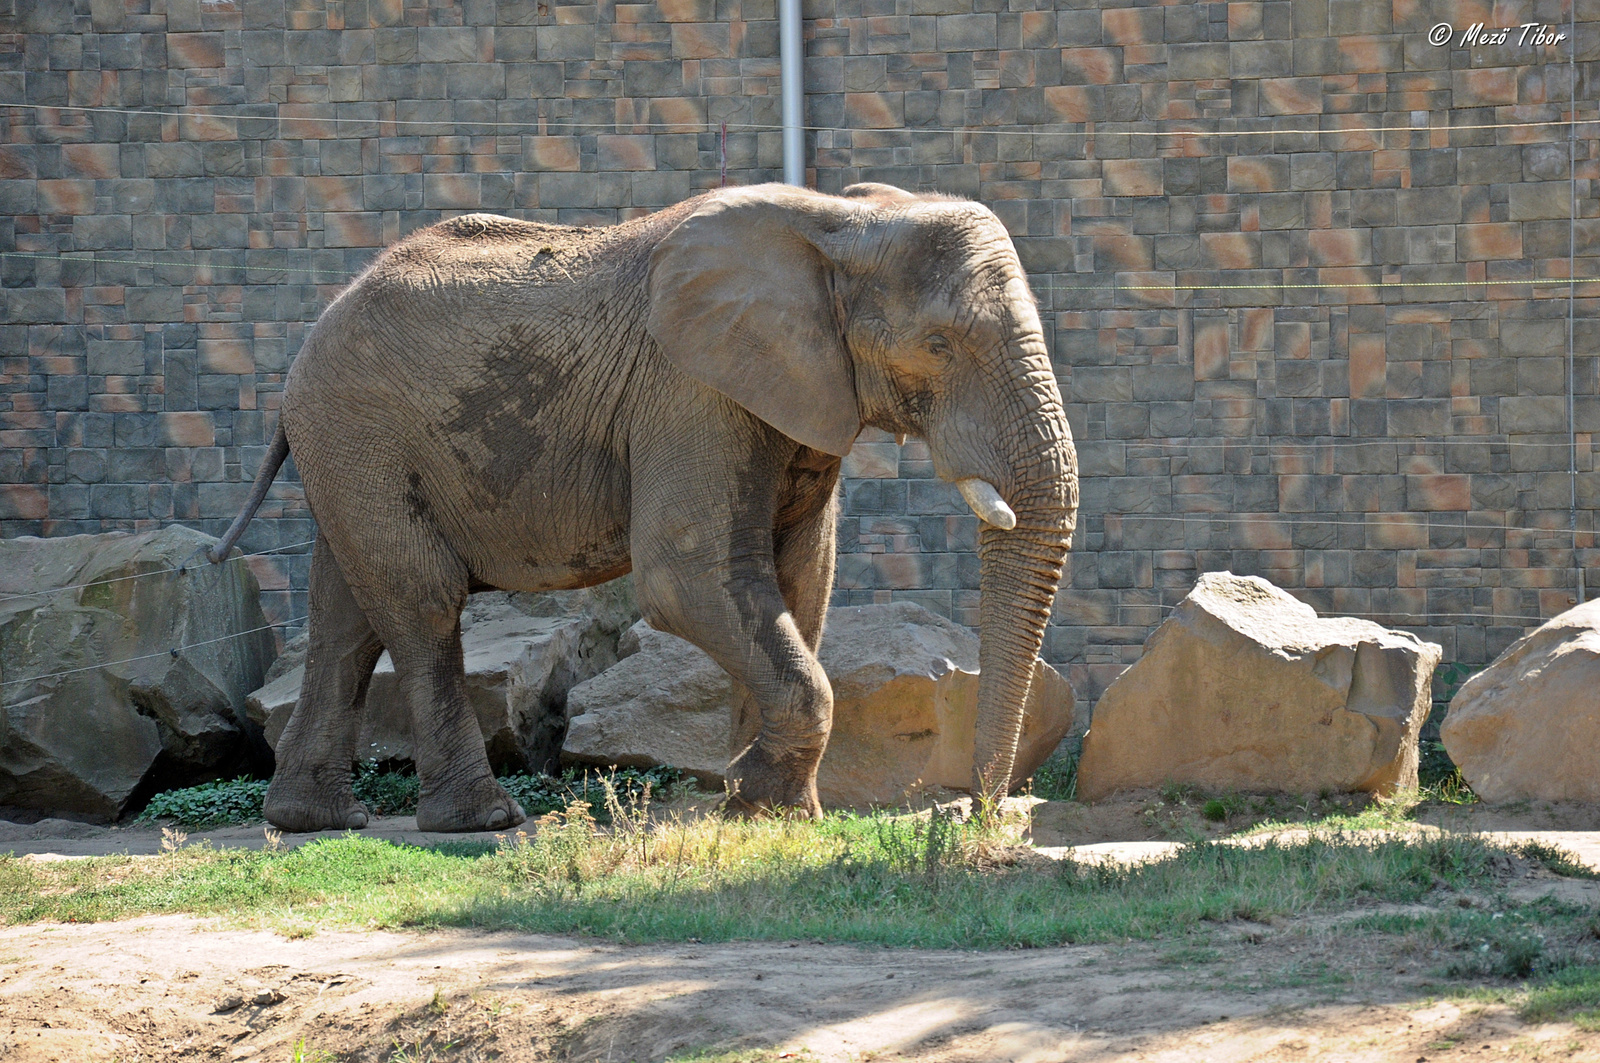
left=1076, top=573, right=1441, bottom=801
left=561, top=601, right=1076, bottom=806
left=1440, top=600, right=1600, bottom=804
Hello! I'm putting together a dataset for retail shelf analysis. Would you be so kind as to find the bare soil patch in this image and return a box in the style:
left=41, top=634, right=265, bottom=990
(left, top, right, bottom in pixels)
left=3, top=908, right=1598, bottom=1062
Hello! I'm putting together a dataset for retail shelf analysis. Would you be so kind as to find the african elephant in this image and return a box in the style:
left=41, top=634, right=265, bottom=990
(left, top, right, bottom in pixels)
left=210, top=181, right=1079, bottom=832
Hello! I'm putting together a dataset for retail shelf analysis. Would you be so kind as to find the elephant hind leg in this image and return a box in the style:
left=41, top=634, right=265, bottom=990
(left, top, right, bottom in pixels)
left=265, top=536, right=385, bottom=832
left=335, top=525, right=526, bottom=834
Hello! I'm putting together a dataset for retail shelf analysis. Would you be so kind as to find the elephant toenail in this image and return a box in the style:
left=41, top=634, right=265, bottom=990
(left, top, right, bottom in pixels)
left=347, top=811, right=368, bottom=830
left=485, top=808, right=509, bottom=830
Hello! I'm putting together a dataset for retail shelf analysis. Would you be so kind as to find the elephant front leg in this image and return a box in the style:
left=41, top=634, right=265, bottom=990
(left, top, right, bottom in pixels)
left=633, top=463, right=834, bottom=818
left=718, top=612, right=833, bottom=818
left=640, top=557, right=832, bottom=818
left=725, top=467, right=842, bottom=813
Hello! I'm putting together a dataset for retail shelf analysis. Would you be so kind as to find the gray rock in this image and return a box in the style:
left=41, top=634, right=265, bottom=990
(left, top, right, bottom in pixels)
left=247, top=578, right=639, bottom=773
left=0, top=527, right=278, bottom=820
left=1441, top=600, right=1600, bottom=803
left=0, top=817, right=109, bottom=842
left=1077, top=572, right=1441, bottom=801
left=562, top=601, right=1077, bottom=806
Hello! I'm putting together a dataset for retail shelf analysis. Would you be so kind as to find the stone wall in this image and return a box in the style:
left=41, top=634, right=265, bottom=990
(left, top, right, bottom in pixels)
left=2, top=0, right=1596, bottom=715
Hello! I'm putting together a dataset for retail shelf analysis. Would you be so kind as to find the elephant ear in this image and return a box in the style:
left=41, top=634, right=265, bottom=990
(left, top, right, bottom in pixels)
left=646, top=185, right=864, bottom=457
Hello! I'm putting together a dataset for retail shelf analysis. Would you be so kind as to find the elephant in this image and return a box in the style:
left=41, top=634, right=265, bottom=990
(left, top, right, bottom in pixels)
left=209, top=180, right=1079, bottom=832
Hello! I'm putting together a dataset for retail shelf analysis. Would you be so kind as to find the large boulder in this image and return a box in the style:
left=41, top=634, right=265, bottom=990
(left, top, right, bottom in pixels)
left=1441, top=600, right=1600, bottom=803
left=562, top=601, right=1076, bottom=806
left=1076, top=572, right=1441, bottom=801
left=0, top=527, right=278, bottom=820
left=247, top=579, right=638, bottom=774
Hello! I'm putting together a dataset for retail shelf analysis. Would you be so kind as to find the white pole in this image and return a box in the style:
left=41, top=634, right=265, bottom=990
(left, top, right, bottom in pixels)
left=779, top=0, right=804, bottom=186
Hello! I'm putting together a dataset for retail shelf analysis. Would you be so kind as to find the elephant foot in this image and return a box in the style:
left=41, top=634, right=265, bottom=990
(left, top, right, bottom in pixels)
left=264, top=776, right=370, bottom=833
left=723, top=740, right=824, bottom=820
left=416, top=776, right=526, bottom=833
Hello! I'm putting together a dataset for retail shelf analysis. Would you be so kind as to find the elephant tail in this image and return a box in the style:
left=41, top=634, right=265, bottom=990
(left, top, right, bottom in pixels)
left=206, top=423, right=291, bottom=564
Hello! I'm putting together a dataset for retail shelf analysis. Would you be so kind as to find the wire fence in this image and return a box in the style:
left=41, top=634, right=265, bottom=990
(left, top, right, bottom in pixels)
left=0, top=614, right=310, bottom=691
left=6, top=101, right=1596, bottom=137
left=1, top=93, right=1593, bottom=676
left=0, top=538, right=318, bottom=605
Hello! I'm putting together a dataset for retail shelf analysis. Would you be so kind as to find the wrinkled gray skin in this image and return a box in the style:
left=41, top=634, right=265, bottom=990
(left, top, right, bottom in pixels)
left=248, top=182, right=1078, bottom=832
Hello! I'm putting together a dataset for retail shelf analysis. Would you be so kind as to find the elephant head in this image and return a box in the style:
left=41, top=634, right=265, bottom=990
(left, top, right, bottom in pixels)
left=646, top=183, right=1079, bottom=804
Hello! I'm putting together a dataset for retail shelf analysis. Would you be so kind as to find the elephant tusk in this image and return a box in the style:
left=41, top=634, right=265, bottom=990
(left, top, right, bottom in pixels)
left=895, top=433, right=907, bottom=446
left=956, top=478, right=1016, bottom=530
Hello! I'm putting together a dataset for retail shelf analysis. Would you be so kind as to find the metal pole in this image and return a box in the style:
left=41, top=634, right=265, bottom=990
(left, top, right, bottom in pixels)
left=779, top=0, right=804, bottom=186
left=1570, top=0, right=1584, bottom=603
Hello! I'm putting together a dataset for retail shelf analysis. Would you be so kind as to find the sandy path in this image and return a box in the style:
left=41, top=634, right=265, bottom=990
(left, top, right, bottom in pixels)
left=3, top=914, right=1598, bottom=1063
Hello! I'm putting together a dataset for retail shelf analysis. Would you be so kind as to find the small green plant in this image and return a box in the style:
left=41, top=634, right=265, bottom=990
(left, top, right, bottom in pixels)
left=138, top=778, right=270, bottom=829
left=136, top=764, right=685, bottom=829
left=1522, top=964, right=1600, bottom=1028
left=1159, top=780, right=1200, bottom=806
left=1513, top=841, right=1600, bottom=881
left=668, top=1050, right=814, bottom=1063
left=1201, top=793, right=1245, bottom=823
left=1027, top=749, right=1078, bottom=801
left=289, top=1038, right=337, bottom=1063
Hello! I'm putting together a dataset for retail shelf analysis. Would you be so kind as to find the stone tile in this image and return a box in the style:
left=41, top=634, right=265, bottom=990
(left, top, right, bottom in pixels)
left=167, top=32, right=225, bottom=68
left=1258, top=76, right=1323, bottom=113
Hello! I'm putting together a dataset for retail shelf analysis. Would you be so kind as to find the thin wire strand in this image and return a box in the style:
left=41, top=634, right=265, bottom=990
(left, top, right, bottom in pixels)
left=4, top=101, right=1595, bottom=137
left=3, top=249, right=1595, bottom=298
left=0, top=615, right=309, bottom=690
left=1100, top=512, right=1591, bottom=536
left=0, top=538, right=318, bottom=603
left=1093, top=437, right=1598, bottom=451
left=0, top=250, right=356, bottom=280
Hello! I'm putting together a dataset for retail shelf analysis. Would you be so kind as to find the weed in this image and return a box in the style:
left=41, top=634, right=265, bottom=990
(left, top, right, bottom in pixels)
left=667, top=1049, right=813, bottom=1063
left=1358, top=897, right=1600, bottom=984
left=1027, top=749, right=1078, bottom=802
left=135, top=764, right=686, bottom=829
left=1522, top=965, right=1600, bottom=1026
left=139, top=779, right=268, bottom=829
left=1160, top=781, right=1201, bottom=806
left=289, top=1038, right=337, bottom=1063
left=1201, top=794, right=1245, bottom=823
left=1511, top=842, right=1600, bottom=880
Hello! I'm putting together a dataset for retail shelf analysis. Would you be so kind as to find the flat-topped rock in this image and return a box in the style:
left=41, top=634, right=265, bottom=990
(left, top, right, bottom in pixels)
left=1077, top=572, right=1441, bottom=801
left=562, top=601, right=1076, bottom=806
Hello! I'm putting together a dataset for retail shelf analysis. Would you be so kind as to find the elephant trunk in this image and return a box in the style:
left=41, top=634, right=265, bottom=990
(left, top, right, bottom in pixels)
left=971, top=511, right=1073, bottom=805
left=968, top=369, right=1077, bottom=807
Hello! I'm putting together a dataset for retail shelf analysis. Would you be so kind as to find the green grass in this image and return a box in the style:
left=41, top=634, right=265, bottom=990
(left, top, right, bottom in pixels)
left=3, top=794, right=1586, bottom=951
left=1355, top=899, right=1600, bottom=981
left=136, top=763, right=684, bottom=829
left=1523, top=965, right=1600, bottom=1029
left=1025, top=748, right=1078, bottom=801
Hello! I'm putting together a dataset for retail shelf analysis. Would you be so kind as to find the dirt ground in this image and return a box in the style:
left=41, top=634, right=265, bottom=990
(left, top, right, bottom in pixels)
left=2, top=798, right=1599, bottom=1063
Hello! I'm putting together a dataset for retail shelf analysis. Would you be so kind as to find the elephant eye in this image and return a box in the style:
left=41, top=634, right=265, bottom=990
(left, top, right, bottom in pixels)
left=923, top=334, right=955, bottom=364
